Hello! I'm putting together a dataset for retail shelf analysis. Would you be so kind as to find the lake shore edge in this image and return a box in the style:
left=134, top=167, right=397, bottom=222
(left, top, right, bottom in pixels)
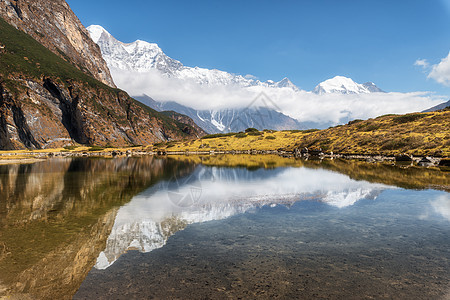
left=0, top=147, right=448, bottom=167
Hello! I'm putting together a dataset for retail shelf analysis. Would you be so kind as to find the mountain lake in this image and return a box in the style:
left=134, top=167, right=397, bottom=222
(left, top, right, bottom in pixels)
left=0, top=155, right=448, bottom=299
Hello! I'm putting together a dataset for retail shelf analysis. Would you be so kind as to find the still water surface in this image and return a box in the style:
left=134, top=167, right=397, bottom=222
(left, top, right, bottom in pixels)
left=0, top=156, right=449, bottom=299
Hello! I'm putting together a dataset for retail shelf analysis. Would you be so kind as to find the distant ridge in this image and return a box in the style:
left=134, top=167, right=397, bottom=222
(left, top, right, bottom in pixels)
left=135, top=94, right=305, bottom=134
left=422, top=100, right=450, bottom=112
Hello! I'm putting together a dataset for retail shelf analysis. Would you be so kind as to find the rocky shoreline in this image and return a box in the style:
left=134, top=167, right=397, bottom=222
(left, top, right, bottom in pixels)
left=0, top=148, right=448, bottom=168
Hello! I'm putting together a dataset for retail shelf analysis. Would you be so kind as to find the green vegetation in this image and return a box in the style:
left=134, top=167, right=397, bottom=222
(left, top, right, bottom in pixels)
left=0, top=17, right=110, bottom=92
left=235, top=133, right=247, bottom=138
left=247, top=131, right=262, bottom=136
left=302, top=129, right=321, bottom=133
left=347, top=119, right=364, bottom=125
left=201, top=133, right=236, bottom=139
left=63, top=145, right=78, bottom=150
left=88, top=146, right=104, bottom=152
left=392, top=113, right=427, bottom=124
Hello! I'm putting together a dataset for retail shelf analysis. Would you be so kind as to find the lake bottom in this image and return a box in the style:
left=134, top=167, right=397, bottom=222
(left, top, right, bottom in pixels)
left=75, top=189, right=450, bottom=299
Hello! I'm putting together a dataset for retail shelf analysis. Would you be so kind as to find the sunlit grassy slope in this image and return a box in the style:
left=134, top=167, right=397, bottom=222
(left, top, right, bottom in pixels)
left=154, top=110, right=450, bottom=157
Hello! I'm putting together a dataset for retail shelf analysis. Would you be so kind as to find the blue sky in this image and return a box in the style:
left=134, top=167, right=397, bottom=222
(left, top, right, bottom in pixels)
left=67, top=0, right=450, bottom=95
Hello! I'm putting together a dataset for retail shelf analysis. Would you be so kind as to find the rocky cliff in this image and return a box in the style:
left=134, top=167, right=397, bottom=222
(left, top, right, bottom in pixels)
left=0, top=0, right=115, bottom=87
left=160, top=110, right=207, bottom=136
left=0, top=13, right=202, bottom=150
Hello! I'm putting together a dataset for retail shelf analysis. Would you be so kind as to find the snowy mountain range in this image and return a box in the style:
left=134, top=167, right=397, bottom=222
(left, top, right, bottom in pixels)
left=87, top=25, right=396, bottom=132
left=88, top=25, right=382, bottom=95
left=88, top=25, right=301, bottom=91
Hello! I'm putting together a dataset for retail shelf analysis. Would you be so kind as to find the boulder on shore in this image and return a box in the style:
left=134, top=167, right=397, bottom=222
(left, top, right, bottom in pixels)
left=395, top=154, right=413, bottom=162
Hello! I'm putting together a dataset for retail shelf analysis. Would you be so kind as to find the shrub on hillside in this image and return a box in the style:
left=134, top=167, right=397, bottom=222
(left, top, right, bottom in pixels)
left=302, top=129, right=320, bottom=133
left=347, top=119, right=363, bottom=125
left=88, top=146, right=104, bottom=151
left=248, top=131, right=262, bottom=136
left=393, top=114, right=426, bottom=124
left=63, top=145, right=78, bottom=150
left=201, top=133, right=235, bottom=139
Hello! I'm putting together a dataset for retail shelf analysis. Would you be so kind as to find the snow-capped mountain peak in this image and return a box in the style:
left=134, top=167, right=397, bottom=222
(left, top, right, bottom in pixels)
left=87, top=25, right=182, bottom=73
left=88, top=25, right=300, bottom=91
left=362, top=81, right=385, bottom=93
left=313, top=76, right=384, bottom=95
left=87, top=25, right=110, bottom=44
left=276, top=77, right=299, bottom=90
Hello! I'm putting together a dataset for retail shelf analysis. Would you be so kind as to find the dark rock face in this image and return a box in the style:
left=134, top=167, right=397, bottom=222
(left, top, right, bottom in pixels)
left=0, top=78, right=200, bottom=150
left=43, top=78, right=88, bottom=144
left=0, top=0, right=115, bottom=87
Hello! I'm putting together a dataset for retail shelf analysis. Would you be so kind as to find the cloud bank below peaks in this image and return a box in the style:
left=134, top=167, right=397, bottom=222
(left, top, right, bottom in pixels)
left=111, top=68, right=444, bottom=126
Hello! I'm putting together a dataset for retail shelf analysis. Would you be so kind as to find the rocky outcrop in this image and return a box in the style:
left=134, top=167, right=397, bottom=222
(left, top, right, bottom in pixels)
left=161, top=110, right=207, bottom=137
left=0, top=83, right=42, bottom=149
left=0, top=16, right=202, bottom=150
left=0, top=0, right=115, bottom=87
left=0, top=78, right=199, bottom=149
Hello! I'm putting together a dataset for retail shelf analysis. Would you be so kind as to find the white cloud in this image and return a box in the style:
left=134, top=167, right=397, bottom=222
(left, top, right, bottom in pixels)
left=244, top=74, right=258, bottom=80
left=414, top=59, right=429, bottom=68
left=431, top=194, right=450, bottom=221
left=112, top=68, right=444, bottom=126
left=428, top=52, right=450, bottom=86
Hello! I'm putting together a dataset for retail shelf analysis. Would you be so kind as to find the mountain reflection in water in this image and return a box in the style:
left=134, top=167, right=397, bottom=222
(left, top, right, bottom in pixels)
left=0, top=155, right=448, bottom=299
left=95, top=166, right=387, bottom=269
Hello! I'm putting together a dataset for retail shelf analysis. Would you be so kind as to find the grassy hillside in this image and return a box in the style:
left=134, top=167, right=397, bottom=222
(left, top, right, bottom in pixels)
left=0, top=17, right=102, bottom=90
left=153, top=110, right=450, bottom=157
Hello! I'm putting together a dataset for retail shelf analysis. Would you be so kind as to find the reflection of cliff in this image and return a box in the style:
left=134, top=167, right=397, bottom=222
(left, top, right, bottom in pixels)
left=0, top=157, right=195, bottom=299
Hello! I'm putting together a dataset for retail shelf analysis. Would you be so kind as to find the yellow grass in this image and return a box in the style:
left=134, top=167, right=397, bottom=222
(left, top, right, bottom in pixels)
left=154, top=110, right=450, bottom=157
left=1, top=110, right=448, bottom=159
